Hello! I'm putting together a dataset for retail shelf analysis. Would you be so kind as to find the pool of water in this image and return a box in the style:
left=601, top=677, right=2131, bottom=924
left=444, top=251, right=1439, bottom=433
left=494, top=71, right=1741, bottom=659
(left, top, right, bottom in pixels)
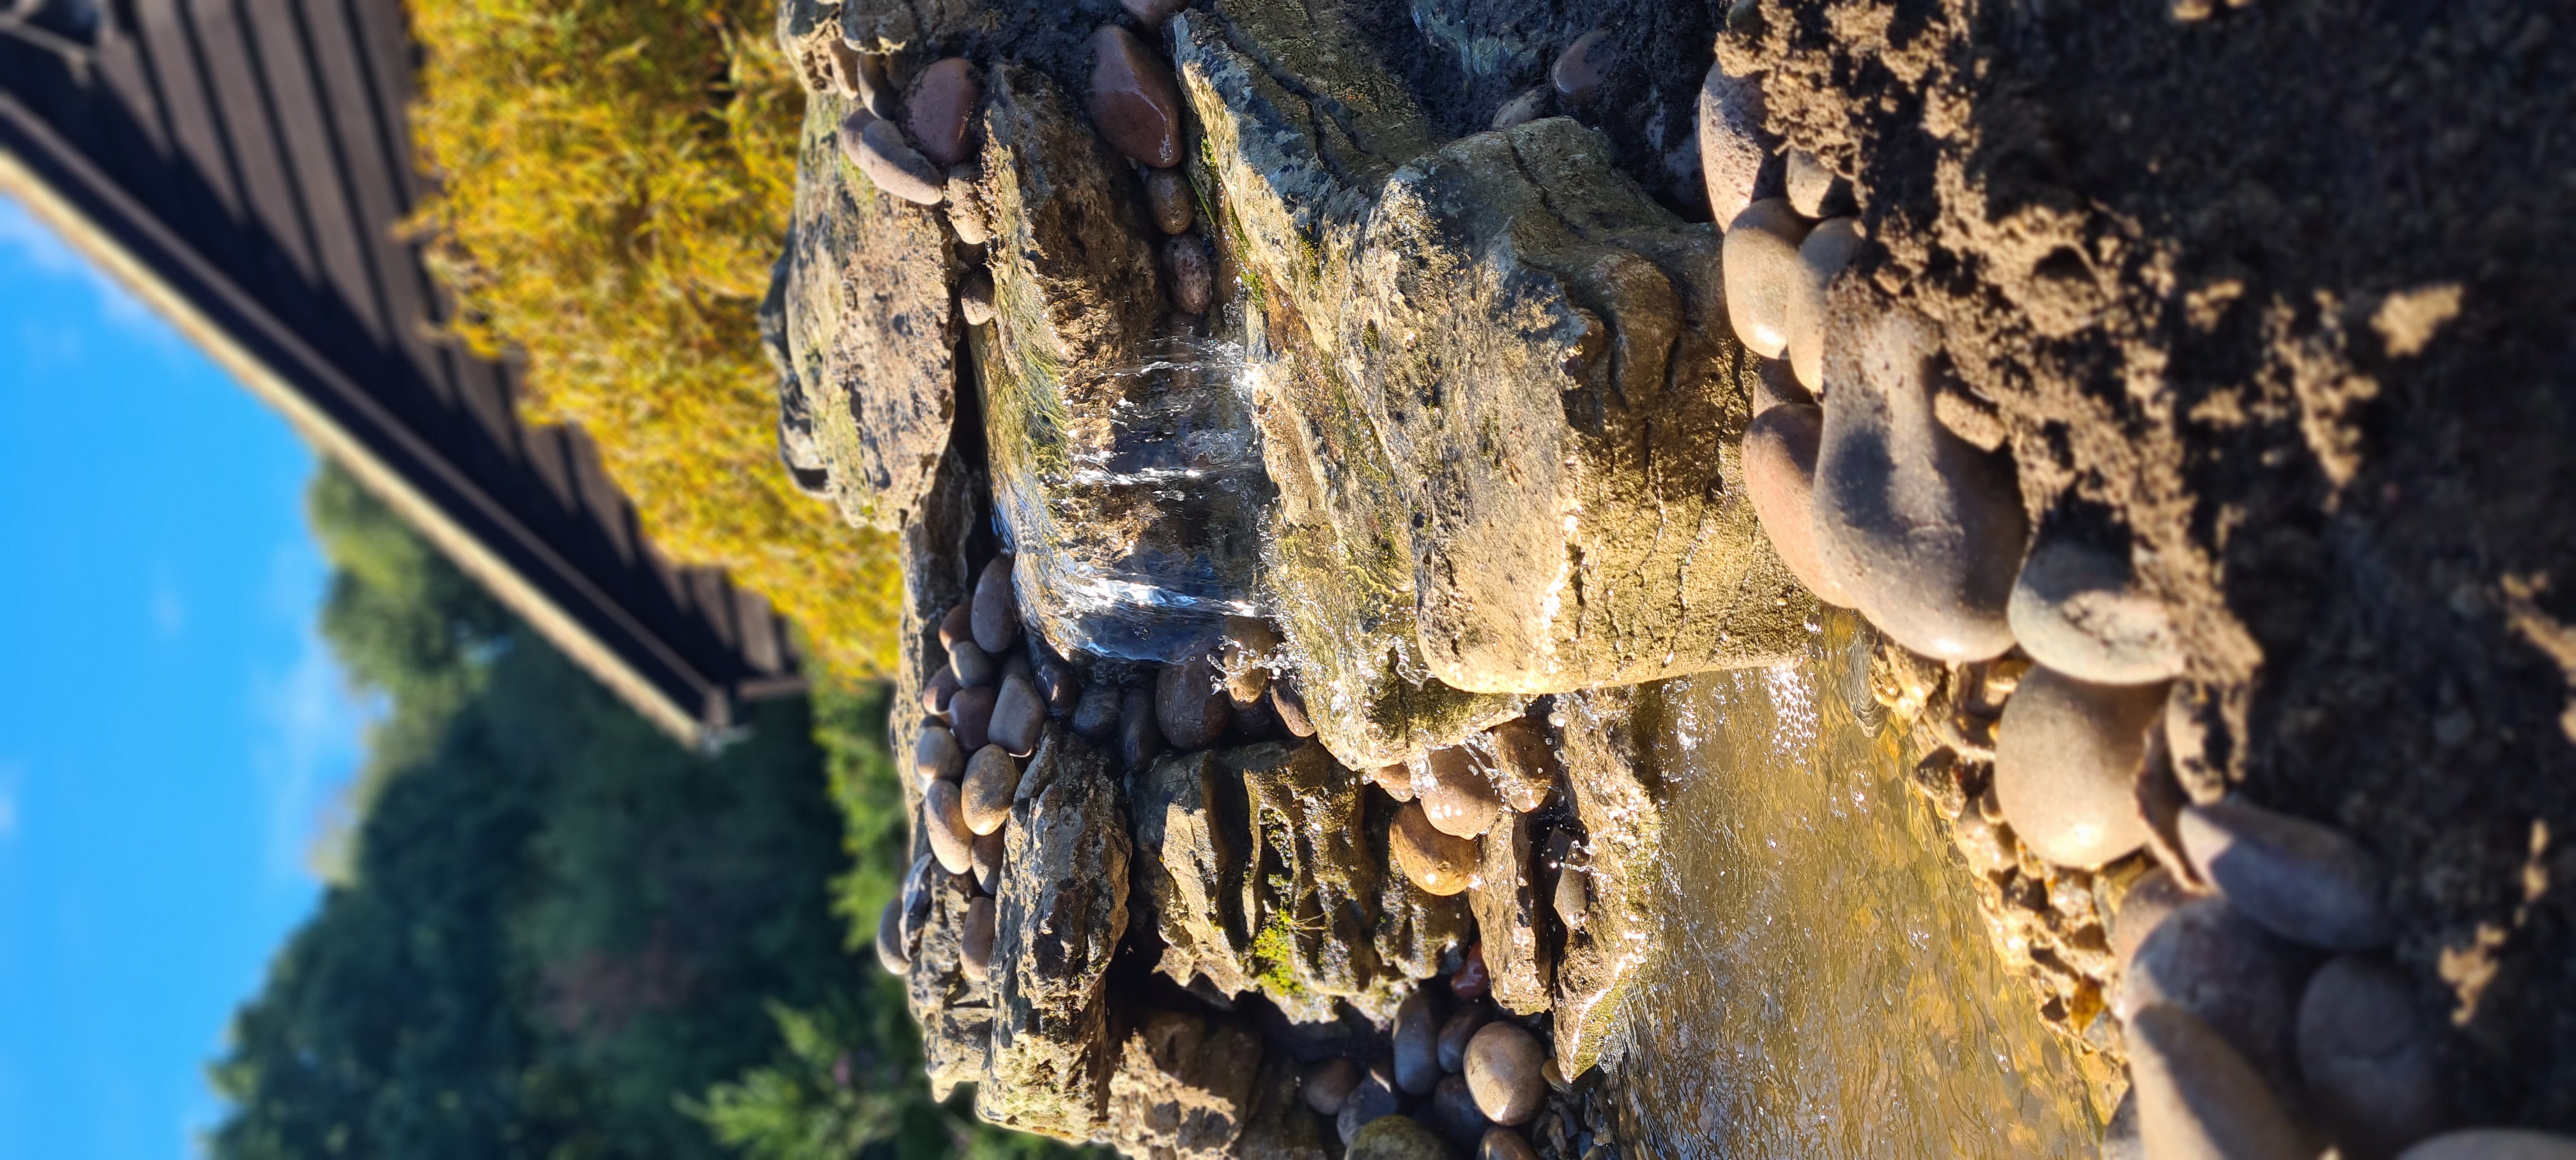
left=1604, top=613, right=2100, bottom=1158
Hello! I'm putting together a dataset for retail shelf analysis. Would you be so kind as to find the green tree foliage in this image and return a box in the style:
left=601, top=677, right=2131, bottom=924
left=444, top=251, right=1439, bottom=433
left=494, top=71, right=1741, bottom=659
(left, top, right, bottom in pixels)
left=210, top=466, right=1091, bottom=1159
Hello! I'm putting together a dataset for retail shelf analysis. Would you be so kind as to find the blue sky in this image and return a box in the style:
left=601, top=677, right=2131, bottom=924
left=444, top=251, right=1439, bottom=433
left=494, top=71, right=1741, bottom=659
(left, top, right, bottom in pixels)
left=0, top=197, right=370, bottom=1157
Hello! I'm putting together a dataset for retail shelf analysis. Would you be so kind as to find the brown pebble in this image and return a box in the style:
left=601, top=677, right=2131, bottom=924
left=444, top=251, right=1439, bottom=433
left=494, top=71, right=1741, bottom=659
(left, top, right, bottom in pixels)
left=1479, top=1127, right=1540, bottom=1160
left=1786, top=218, right=1863, bottom=391
left=986, top=673, right=1047, bottom=757
left=1462, top=1023, right=1546, bottom=1126
left=1156, top=650, right=1231, bottom=749
left=1549, top=29, right=1614, bottom=103
left=1146, top=166, right=1195, bottom=235
left=940, top=602, right=974, bottom=649
left=2300, top=955, right=2448, bottom=1157
left=925, top=779, right=975, bottom=874
left=1483, top=720, right=1558, bottom=813
left=1073, top=684, right=1123, bottom=742
left=1271, top=681, right=1315, bottom=737
left=1392, top=802, right=1480, bottom=895
left=1433, top=1075, right=1494, bottom=1148
left=1451, top=941, right=1490, bottom=999
left=1722, top=199, right=1812, bottom=358
left=2117, top=896, right=2301, bottom=1088
left=972, top=828, right=1003, bottom=894
left=906, top=57, right=980, bottom=168
left=1373, top=763, right=1416, bottom=803
left=1119, top=686, right=1166, bottom=772
left=1393, top=990, right=1440, bottom=1094
left=1087, top=25, right=1182, bottom=168
left=949, top=683, right=998, bottom=751
left=1164, top=234, right=1213, bottom=314
left=946, top=167, right=992, bottom=245
left=851, top=116, right=946, bottom=206
left=1743, top=402, right=1858, bottom=607
left=1439, top=999, right=1496, bottom=1073
left=1416, top=745, right=1506, bottom=839
left=1992, top=664, right=2160, bottom=868
left=1302, top=1057, right=1360, bottom=1116
left=972, top=554, right=1020, bottom=654
left=1491, top=88, right=1548, bottom=130
left=960, top=270, right=995, bottom=326
left=2128, top=1003, right=2308, bottom=1160
left=921, top=665, right=961, bottom=716
left=960, top=895, right=997, bottom=981
left=960, top=745, right=1022, bottom=836
left=949, top=637, right=997, bottom=687
left=1221, top=615, right=1280, bottom=706
left=914, top=723, right=964, bottom=787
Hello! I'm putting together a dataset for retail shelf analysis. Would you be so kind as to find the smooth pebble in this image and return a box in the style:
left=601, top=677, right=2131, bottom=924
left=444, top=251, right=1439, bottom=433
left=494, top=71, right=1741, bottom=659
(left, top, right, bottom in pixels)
left=2400, top=1131, right=2576, bottom=1160
left=1722, top=199, right=1811, bottom=358
left=1491, top=88, right=1547, bottom=130
left=853, top=116, right=946, bottom=206
left=2118, top=896, right=2301, bottom=1087
left=972, top=555, right=1020, bottom=653
left=949, top=637, right=997, bottom=688
left=1392, top=801, right=1480, bottom=895
left=2009, top=521, right=2184, bottom=685
left=1785, top=217, right=1863, bottom=392
left=1785, top=149, right=1853, bottom=218
left=1480, top=1127, right=1539, bottom=1160
left=960, top=895, right=995, bottom=981
left=1438, top=999, right=1496, bottom=1073
left=1372, top=763, right=1416, bottom=803
left=1482, top=719, right=1558, bottom=813
left=1073, top=684, right=1122, bottom=743
left=1452, top=940, right=1490, bottom=1000
left=1156, top=651, right=1231, bottom=750
left=986, top=673, right=1047, bottom=757
left=1433, top=1075, right=1493, bottom=1148
left=1121, top=0, right=1184, bottom=27
left=960, top=745, right=1022, bottom=836
left=1393, top=990, right=1441, bottom=1094
left=972, top=828, right=1002, bottom=894
left=2128, top=1003, right=2310, bottom=1160
left=1415, top=745, right=1506, bottom=839
left=1742, top=402, right=1858, bottom=607
left=2109, top=864, right=2196, bottom=968
left=1271, top=682, right=1315, bottom=738
left=1811, top=298, right=2026, bottom=661
left=1698, top=65, right=1773, bottom=227
left=1993, top=664, right=2161, bottom=867
left=1088, top=26, right=1183, bottom=168
left=1164, top=234, right=1213, bottom=314
left=922, top=665, right=961, bottom=716
left=1119, top=686, right=1166, bottom=772
left=1346, top=1114, right=1446, bottom=1160
left=2301, top=955, right=2448, bottom=1158
left=1302, top=1057, right=1360, bottom=1116
left=875, top=896, right=911, bottom=974
left=940, top=602, right=974, bottom=649
left=1336, top=1076, right=1401, bottom=1145
left=1549, top=29, right=1613, bottom=103
left=907, top=58, right=980, bottom=168
left=949, top=683, right=997, bottom=751
left=915, top=723, right=964, bottom=786
left=960, top=270, right=996, bottom=326
left=925, top=779, right=975, bottom=874
left=1462, top=1023, right=1545, bottom=1126
left=1146, top=167, right=1194, bottom=235
left=2181, top=797, right=2391, bottom=950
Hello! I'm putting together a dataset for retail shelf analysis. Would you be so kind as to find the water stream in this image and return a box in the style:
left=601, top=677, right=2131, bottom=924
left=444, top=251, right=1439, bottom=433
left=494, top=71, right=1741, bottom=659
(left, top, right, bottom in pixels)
left=1606, top=612, right=2099, bottom=1157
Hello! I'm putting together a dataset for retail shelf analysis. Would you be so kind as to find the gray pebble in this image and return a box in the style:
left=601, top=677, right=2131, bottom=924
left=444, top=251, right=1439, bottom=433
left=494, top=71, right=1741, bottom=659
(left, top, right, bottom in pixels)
left=1121, top=0, right=1184, bottom=27
left=1464, top=1023, right=1546, bottom=1126
left=1784, top=149, right=1853, bottom=218
left=1810, top=298, right=2026, bottom=662
left=1000, top=649, right=1034, bottom=690
left=946, top=168, right=992, bottom=245
left=1697, top=65, right=1772, bottom=227
left=2301, top=956, right=2447, bottom=1159
left=1072, top=683, right=1122, bottom=743
left=960, top=744, right=1022, bottom=836
left=948, top=683, right=997, bottom=751
left=2399, top=1131, right=2576, bottom=1160
left=898, top=852, right=937, bottom=947
left=1993, top=665, right=2161, bottom=868
left=1119, top=686, right=1166, bottom=772
left=1155, top=651, right=1230, bottom=750
left=2009, top=523, right=2184, bottom=686
left=972, top=828, right=1003, bottom=894
left=1416, top=745, right=1506, bottom=839
left=1550, top=29, right=1613, bottom=103
left=1785, top=218, right=1863, bottom=392
left=922, top=665, right=960, bottom=717
left=1439, top=999, right=1497, bottom=1073
left=914, top=723, right=964, bottom=788
left=1742, top=402, right=1857, bottom=608
left=1303, top=1057, right=1360, bottom=1116
left=960, top=894, right=996, bottom=981
left=2181, top=797, right=2390, bottom=950
left=1492, top=88, right=1548, bottom=130
left=850, top=115, right=947, bottom=206
left=940, top=602, right=974, bottom=649
left=972, top=554, right=1020, bottom=653
left=1164, top=234, right=1214, bottom=314
left=949, top=637, right=998, bottom=688
left=1434, top=1075, right=1494, bottom=1148
left=1721, top=199, right=1811, bottom=358
left=1031, top=646, right=1081, bottom=719
left=924, top=779, right=976, bottom=874
left=1146, top=167, right=1194, bottom=235
left=1394, top=989, right=1442, bottom=1095
left=960, top=270, right=996, bottom=326
left=2118, top=896, right=2302, bottom=1089
left=1337, top=1076, right=1401, bottom=1144
left=986, top=673, right=1047, bottom=757
left=2108, top=865, right=2196, bottom=968
left=2128, top=1003, right=2309, bottom=1160
left=875, top=896, right=911, bottom=975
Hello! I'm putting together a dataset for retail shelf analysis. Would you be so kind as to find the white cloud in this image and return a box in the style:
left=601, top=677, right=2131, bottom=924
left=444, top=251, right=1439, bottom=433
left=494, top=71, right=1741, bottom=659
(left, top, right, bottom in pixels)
left=249, top=627, right=369, bottom=882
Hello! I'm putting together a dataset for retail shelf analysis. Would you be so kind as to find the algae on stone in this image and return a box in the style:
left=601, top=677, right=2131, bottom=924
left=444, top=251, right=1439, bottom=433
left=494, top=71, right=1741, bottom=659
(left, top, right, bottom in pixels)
left=1549, top=684, right=1667, bottom=1074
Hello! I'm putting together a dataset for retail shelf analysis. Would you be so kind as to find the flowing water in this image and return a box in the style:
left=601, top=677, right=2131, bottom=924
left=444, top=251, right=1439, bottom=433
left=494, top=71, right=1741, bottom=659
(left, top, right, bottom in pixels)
left=1605, top=613, right=2100, bottom=1157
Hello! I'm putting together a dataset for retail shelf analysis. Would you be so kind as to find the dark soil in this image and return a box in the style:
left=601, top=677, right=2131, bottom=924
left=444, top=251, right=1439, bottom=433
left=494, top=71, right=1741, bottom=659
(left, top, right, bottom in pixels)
left=1728, top=0, right=2576, bottom=1128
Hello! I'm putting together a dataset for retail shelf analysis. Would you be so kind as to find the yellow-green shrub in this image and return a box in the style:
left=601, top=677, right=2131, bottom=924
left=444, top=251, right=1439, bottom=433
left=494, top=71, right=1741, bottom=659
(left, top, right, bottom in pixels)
left=406, top=0, right=898, bottom=678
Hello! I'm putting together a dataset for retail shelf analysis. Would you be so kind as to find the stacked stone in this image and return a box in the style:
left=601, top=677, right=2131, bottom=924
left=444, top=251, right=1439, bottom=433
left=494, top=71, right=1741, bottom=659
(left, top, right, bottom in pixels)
left=1296, top=951, right=1563, bottom=1160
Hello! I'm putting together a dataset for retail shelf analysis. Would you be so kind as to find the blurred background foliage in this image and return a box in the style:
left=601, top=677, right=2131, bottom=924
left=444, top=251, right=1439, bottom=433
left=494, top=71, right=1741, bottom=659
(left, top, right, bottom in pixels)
left=208, top=466, right=1091, bottom=1159
left=403, top=0, right=900, bottom=680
